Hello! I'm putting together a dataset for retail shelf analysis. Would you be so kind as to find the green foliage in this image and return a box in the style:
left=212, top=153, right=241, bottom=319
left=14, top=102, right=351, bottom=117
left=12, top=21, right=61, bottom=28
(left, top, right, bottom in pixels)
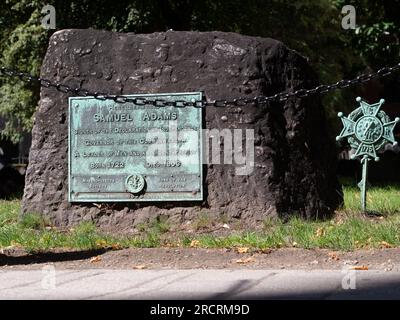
left=136, top=216, right=170, bottom=234
left=355, top=21, right=400, bottom=65
left=19, top=212, right=48, bottom=230
left=343, top=184, right=400, bottom=215
left=70, top=221, right=101, bottom=248
left=0, top=0, right=338, bottom=141
left=191, top=212, right=213, bottom=231
left=194, top=213, right=400, bottom=251
left=0, top=199, right=20, bottom=226
left=333, top=0, right=400, bottom=67
left=0, top=0, right=399, bottom=142
left=151, top=216, right=170, bottom=234
left=1, top=183, right=400, bottom=251
left=0, top=0, right=49, bottom=142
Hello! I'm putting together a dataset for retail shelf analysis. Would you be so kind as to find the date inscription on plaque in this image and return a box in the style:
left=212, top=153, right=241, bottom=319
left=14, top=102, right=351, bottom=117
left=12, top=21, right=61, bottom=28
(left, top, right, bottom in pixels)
left=68, top=92, right=203, bottom=202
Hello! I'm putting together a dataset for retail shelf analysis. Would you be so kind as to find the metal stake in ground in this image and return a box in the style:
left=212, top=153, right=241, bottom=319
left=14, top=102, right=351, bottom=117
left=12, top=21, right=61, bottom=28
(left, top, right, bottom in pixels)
left=336, top=97, right=399, bottom=212
left=358, top=155, right=369, bottom=212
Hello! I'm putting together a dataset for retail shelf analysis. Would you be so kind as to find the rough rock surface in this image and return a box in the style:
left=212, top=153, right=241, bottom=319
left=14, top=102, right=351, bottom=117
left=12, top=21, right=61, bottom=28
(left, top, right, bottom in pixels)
left=22, top=29, right=342, bottom=232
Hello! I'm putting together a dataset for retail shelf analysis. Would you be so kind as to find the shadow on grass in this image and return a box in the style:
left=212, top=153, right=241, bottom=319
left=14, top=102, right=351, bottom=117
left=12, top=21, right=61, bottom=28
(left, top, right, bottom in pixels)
left=0, top=248, right=109, bottom=266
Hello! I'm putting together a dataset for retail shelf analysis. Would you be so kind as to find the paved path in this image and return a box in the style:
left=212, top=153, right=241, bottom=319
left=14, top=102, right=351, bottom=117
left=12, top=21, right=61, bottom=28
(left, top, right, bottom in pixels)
left=1, top=269, right=399, bottom=299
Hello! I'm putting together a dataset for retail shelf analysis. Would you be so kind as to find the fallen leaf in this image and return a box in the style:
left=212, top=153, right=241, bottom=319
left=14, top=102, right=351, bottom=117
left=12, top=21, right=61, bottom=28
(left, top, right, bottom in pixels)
left=350, top=265, right=368, bottom=270
left=343, top=260, right=358, bottom=265
left=10, top=241, right=22, bottom=247
left=95, top=239, right=108, bottom=247
left=133, top=265, right=147, bottom=270
left=235, top=257, right=255, bottom=264
left=190, top=240, right=200, bottom=248
left=162, top=242, right=174, bottom=248
left=328, top=252, right=340, bottom=261
left=237, top=247, right=249, bottom=254
left=380, top=241, right=392, bottom=248
left=335, top=218, right=344, bottom=226
left=111, top=243, right=123, bottom=250
left=222, top=224, right=230, bottom=229
left=315, top=227, right=324, bottom=238
left=257, top=248, right=272, bottom=254
left=90, top=256, right=102, bottom=263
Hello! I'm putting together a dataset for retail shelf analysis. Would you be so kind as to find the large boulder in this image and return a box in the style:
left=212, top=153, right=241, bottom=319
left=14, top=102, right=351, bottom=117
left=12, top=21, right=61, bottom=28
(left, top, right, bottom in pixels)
left=22, top=29, right=342, bottom=231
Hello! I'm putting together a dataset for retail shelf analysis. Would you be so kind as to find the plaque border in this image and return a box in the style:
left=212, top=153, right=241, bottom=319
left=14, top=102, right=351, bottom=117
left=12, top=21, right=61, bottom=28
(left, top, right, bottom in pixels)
left=68, top=92, right=203, bottom=202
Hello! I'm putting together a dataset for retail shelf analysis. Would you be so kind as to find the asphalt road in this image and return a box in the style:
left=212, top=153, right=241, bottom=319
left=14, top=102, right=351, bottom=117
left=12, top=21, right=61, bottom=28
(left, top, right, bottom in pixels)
left=1, top=269, right=399, bottom=299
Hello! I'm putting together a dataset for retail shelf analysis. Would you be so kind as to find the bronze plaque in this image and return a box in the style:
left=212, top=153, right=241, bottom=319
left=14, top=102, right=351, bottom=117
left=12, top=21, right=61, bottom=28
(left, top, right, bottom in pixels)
left=68, top=92, right=203, bottom=202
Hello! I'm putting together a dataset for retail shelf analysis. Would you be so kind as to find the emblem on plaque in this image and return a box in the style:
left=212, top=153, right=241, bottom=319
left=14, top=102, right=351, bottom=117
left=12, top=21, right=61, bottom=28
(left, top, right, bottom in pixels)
left=125, top=174, right=145, bottom=194
left=336, top=97, right=399, bottom=212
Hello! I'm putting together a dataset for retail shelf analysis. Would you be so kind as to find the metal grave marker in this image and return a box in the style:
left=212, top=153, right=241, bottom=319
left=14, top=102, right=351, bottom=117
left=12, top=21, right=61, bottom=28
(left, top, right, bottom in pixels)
left=68, top=92, right=203, bottom=202
left=336, top=97, right=399, bottom=211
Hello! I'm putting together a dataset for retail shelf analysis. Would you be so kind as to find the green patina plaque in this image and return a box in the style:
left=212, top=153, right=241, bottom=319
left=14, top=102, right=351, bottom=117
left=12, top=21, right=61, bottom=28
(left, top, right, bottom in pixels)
left=336, top=97, right=399, bottom=212
left=336, top=97, right=398, bottom=161
left=68, top=92, right=203, bottom=202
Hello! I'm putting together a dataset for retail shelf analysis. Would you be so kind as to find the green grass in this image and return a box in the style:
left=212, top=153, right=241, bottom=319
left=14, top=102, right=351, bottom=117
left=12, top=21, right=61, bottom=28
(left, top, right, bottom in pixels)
left=194, top=215, right=400, bottom=251
left=1, top=184, right=400, bottom=252
left=343, top=184, right=400, bottom=214
left=0, top=200, right=167, bottom=251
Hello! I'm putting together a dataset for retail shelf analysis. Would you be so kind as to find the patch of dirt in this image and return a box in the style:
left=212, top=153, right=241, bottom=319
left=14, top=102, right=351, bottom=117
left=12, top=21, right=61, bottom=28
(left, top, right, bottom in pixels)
left=1, top=247, right=399, bottom=271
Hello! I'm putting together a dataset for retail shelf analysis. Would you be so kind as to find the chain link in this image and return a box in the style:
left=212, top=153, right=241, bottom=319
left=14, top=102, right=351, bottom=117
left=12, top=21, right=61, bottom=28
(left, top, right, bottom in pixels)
left=1, top=63, right=400, bottom=108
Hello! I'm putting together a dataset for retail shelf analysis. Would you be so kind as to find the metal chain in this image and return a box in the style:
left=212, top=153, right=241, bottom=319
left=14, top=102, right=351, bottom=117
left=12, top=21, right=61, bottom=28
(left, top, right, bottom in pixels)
left=1, top=63, right=400, bottom=108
